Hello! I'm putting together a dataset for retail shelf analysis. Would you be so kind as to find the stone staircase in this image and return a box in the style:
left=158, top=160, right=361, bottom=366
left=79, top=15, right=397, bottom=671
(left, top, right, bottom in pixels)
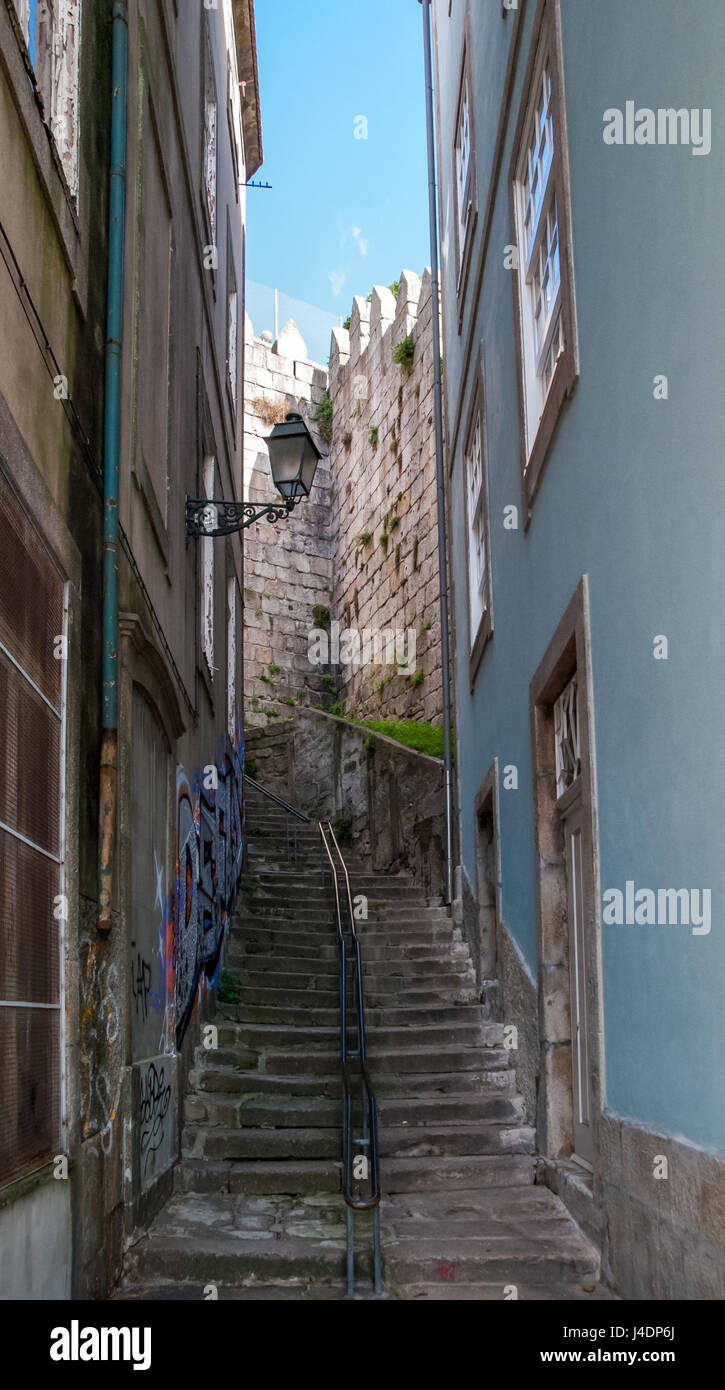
left=120, top=787, right=609, bottom=1300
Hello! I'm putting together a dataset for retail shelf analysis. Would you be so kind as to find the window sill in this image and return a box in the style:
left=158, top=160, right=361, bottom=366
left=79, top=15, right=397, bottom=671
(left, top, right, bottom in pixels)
left=469, top=606, right=493, bottom=689
left=0, top=1157, right=67, bottom=1210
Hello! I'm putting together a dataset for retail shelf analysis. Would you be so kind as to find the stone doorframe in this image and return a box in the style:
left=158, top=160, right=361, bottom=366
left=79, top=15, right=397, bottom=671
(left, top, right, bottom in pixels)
left=529, top=576, right=605, bottom=1161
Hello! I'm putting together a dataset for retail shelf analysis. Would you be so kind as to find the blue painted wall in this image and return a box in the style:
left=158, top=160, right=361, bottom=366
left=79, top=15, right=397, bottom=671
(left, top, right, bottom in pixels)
left=435, top=0, right=725, bottom=1148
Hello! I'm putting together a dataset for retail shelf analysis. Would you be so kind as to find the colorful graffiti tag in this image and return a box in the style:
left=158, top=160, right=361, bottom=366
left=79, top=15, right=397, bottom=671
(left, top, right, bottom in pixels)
left=174, top=731, right=244, bottom=1048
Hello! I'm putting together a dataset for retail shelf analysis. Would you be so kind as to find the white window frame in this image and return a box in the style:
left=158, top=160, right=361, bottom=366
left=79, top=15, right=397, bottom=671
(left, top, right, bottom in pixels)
left=455, top=73, right=473, bottom=276
left=201, top=456, right=215, bottom=677
left=514, top=49, right=564, bottom=460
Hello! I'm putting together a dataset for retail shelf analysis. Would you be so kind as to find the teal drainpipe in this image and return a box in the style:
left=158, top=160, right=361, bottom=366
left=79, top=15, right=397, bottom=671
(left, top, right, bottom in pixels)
left=98, top=0, right=129, bottom=933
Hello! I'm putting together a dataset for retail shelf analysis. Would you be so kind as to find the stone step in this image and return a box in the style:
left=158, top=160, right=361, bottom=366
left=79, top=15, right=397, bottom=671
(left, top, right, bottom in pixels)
left=233, top=904, right=449, bottom=924
left=174, top=1152, right=535, bottom=1197
left=189, top=1065, right=517, bottom=1100
left=240, top=884, right=427, bottom=906
left=183, top=1121, right=535, bottom=1162
left=232, top=940, right=468, bottom=965
left=236, top=984, right=480, bottom=1011
left=232, top=914, right=453, bottom=932
left=229, top=961, right=472, bottom=984
left=176, top=1157, right=342, bottom=1195
left=233, top=924, right=458, bottom=946
left=123, top=1192, right=372, bottom=1287
left=233, top=1003, right=488, bottom=1029
left=219, top=1020, right=499, bottom=1050
left=254, top=1044, right=510, bottom=1076
left=184, top=1091, right=526, bottom=1130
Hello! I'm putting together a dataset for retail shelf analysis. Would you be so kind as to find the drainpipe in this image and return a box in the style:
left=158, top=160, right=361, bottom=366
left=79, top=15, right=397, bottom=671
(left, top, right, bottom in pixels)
left=98, top=0, right=129, bottom=933
left=420, top=0, right=454, bottom=905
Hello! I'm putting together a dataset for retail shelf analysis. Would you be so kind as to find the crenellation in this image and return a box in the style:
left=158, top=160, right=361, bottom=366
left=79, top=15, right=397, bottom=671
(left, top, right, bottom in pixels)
left=243, top=273, right=445, bottom=731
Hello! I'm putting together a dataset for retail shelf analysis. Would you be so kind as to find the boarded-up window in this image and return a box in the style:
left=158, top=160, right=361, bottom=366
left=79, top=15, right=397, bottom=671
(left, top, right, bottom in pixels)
left=137, top=82, right=172, bottom=525
left=13, top=0, right=81, bottom=199
left=0, top=472, right=66, bottom=1184
left=203, top=22, right=217, bottom=246
left=227, top=577, right=237, bottom=741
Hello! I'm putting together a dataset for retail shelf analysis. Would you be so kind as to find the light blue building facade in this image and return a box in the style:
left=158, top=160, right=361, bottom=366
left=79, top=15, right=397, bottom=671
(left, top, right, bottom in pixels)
left=433, top=0, right=725, bottom=1298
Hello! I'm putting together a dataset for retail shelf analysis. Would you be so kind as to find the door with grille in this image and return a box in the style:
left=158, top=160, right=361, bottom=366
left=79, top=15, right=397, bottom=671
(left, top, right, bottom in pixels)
left=0, top=473, right=66, bottom=1186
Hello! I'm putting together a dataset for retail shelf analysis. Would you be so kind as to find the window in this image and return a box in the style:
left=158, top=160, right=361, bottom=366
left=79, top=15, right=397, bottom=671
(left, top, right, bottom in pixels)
left=203, top=23, right=217, bottom=247
left=0, top=471, right=67, bottom=1185
left=12, top=0, right=80, bottom=199
left=510, top=0, right=578, bottom=519
left=452, top=30, right=477, bottom=310
left=463, top=380, right=492, bottom=681
left=201, top=456, right=215, bottom=677
left=226, top=245, right=238, bottom=415
left=554, top=672, right=581, bottom=798
left=455, top=79, right=472, bottom=270
left=227, top=60, right=241, bottom=200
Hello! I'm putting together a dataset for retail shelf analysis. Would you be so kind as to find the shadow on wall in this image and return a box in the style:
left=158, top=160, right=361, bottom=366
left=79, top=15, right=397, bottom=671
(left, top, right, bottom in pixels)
left=245, top=708, right=445, bottom=898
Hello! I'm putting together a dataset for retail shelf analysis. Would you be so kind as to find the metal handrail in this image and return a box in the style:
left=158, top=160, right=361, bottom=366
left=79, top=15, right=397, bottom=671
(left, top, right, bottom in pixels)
left=243, top=774, right=311, bottom=821
left=319, top=822, right=382, bottom=1297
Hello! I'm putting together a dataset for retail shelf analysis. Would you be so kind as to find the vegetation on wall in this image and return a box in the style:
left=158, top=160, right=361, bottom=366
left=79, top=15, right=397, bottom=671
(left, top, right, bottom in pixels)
left=356, top=719, right=451, bottom=760
left=313, top=389, right=333, bottom=442
left=393, top=333, right=416, bottom=376
left=312, top=604, right=331, bottom=628
left=368, top=425, right=379, bottom=449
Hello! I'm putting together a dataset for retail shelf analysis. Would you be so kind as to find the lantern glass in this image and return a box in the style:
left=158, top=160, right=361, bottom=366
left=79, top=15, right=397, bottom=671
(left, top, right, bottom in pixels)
left=268, top=412, right=321, bottom=500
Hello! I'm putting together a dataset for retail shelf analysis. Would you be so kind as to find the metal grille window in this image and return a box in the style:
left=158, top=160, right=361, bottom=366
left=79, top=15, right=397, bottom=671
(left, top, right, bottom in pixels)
left=554, top=673, right=581, bottom=798
left=455, top=76, right=472, bottom=270
left=0, top=473, right=66, bottom=1185
left=464, top=410, right=489, bottom=645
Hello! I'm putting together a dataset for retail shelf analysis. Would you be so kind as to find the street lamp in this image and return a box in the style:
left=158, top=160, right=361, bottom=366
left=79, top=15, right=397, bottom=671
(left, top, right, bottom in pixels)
left=185, top=412, right=322, bottom=536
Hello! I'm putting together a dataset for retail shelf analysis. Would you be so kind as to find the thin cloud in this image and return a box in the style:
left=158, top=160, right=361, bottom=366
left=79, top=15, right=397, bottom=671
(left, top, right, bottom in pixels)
left=329, top=269, right=347, bottom=297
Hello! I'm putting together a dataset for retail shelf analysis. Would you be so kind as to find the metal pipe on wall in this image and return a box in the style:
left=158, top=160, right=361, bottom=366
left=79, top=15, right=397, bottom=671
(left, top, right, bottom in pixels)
left=98, top=0, right=129, bottom=933
left=420, top=0, right=454, bottom=905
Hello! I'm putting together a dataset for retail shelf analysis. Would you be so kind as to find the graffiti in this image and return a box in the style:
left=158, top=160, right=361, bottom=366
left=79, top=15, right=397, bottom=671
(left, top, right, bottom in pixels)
left=139, top=1061, right=171, bottom=1176
left=174, top=731, right=244, bottom=1049
left=80, top=948, right=120, bottom=1144
left=131, top=953, right=152, bottom=1022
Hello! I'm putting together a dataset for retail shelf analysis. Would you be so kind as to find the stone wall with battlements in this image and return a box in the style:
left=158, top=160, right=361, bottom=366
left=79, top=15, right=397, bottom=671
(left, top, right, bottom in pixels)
left=242, top=271, right=443, bottom=736
left=242, top=316, right=333, bottom=728
left=327, top=269, right=442, bottom=725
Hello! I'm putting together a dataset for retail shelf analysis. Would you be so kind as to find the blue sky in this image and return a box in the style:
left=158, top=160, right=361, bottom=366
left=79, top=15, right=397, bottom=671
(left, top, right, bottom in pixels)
left=247, top=0, right=430, bottom=358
